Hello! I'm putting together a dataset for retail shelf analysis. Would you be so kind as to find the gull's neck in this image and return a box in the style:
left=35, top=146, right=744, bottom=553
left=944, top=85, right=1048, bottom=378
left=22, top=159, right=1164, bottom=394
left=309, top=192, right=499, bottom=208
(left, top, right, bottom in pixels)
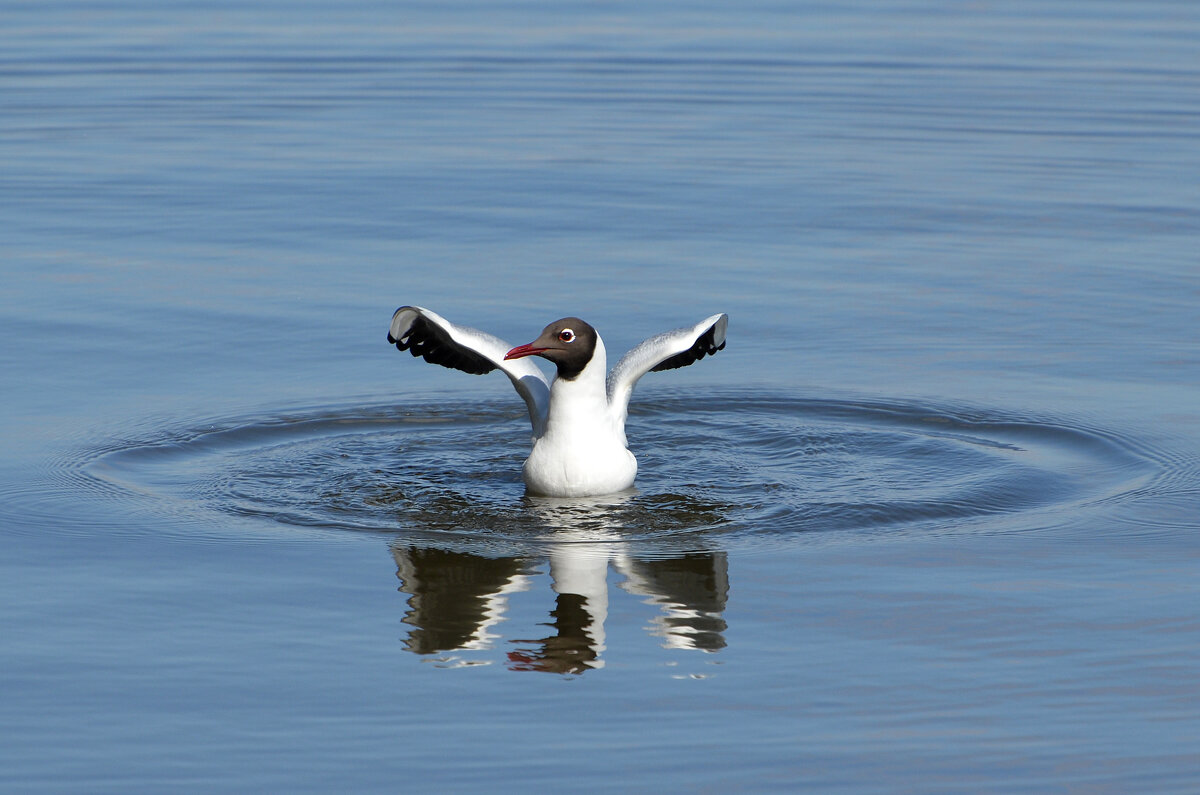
left=544, top=334, right=615, bottom=432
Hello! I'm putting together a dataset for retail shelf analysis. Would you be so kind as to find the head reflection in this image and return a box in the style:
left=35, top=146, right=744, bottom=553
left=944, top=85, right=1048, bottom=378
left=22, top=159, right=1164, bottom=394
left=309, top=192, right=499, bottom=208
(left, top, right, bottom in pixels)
left=391, top=494, right=729, bottom=673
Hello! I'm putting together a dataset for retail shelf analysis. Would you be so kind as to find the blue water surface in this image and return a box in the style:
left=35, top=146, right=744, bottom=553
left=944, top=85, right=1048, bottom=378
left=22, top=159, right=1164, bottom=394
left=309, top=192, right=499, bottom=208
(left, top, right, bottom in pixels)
left=2, top=1, right=1199, bottom=792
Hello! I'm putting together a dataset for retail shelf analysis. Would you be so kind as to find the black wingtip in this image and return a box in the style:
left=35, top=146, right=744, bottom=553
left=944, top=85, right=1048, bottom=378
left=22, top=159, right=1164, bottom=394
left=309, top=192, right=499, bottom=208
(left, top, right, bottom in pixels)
left=649, top=322, right=727, bottom=373
left=386, top=312, right=498, bottom=376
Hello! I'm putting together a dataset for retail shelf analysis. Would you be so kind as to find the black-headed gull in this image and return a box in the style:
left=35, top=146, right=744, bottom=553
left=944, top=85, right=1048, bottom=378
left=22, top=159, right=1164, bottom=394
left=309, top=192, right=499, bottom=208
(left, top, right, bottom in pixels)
left=387, top=306, right=728, bottom=497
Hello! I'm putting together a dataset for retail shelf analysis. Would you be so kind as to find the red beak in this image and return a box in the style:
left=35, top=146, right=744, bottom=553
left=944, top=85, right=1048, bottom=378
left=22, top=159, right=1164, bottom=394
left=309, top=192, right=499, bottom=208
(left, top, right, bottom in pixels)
left=504, top=343, right=546, bottom=360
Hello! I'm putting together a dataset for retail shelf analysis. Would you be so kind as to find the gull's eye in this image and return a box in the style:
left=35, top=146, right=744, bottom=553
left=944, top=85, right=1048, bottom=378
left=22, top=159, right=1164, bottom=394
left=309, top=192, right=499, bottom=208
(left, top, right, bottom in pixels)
left=558, top=329, right=575, bottom=343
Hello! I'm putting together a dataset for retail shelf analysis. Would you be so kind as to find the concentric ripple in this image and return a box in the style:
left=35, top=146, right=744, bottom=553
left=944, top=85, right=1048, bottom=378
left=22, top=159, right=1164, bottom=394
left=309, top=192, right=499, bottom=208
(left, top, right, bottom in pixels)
left=51, top=390, right=1164, bottom=552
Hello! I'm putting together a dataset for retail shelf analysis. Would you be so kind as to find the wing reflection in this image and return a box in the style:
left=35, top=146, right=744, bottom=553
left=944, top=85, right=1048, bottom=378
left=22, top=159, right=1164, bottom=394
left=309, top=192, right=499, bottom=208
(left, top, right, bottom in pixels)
left=392, top=547, right=536, bottom=655
left=390, top=494, right=730, bottom=674
left=618, top=554, right=729, bottom=653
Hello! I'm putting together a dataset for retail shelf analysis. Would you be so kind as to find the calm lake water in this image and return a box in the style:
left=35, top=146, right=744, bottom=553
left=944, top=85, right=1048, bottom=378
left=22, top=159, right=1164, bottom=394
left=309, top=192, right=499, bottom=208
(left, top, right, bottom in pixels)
left=3, top=1, right=1199, bottom=791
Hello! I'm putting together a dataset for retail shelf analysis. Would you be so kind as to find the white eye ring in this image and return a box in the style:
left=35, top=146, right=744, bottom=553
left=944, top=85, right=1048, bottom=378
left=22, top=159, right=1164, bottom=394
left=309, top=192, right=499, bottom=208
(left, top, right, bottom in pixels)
left=558, top=329, right=575, bottom=343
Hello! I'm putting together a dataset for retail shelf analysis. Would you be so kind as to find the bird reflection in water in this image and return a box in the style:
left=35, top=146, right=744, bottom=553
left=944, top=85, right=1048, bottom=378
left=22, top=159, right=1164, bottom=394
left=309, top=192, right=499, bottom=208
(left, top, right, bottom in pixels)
left=390, top=494, right=729, bottom=674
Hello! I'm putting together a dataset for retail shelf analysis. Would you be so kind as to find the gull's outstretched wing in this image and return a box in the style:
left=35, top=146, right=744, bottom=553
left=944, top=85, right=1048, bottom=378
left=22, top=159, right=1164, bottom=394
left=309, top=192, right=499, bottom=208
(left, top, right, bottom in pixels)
left=388, top=306, right=550, bottom=435
left=606, top=313, right=728, bottom=425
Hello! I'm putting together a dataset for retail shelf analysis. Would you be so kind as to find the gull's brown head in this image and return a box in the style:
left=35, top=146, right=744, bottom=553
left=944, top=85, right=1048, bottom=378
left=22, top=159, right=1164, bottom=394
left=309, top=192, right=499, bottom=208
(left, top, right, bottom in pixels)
left=504, top=317, right=598, bottom=380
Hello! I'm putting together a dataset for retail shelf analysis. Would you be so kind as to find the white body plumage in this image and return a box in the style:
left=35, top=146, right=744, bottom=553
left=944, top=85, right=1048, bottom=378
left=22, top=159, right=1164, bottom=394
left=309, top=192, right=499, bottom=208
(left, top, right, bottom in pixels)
left=521, top=335, right=638, bottom=496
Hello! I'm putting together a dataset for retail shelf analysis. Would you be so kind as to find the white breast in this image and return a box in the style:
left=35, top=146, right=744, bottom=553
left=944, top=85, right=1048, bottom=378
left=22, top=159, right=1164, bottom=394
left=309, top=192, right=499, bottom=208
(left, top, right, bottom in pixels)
left=521, top=336, right=638, bottom=497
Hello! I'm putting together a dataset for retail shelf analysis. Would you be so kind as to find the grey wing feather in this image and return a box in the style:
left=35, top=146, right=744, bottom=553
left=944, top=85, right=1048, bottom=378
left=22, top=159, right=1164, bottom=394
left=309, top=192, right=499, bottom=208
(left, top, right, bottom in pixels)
left=606, top=313, right=728, bottom=424
left=388, top=306, right=550, bottom=434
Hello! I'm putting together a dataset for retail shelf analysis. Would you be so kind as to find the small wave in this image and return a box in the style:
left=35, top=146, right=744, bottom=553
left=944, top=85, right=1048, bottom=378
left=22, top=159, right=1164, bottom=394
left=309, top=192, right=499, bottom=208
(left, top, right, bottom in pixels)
left=0, top=390, right=1162, bottom=553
